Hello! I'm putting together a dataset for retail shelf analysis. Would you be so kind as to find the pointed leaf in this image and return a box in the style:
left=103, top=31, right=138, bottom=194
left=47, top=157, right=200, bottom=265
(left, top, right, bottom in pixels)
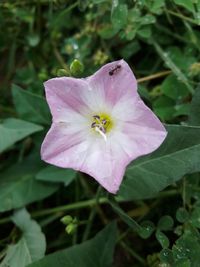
left=0, top=157, right=59, bottom=212
left=0, top=118, right=43, bottom=153
left=119, top=125, right=200, bottom=200
left=189, top=85, right=200, bottom=126
left=0, top=208, right=46, bottom=267
left=36, top=166, right=76, bottom=185
left=28, top=222, right=117, bottom=267
left=12, top=84, right=50, bottom=125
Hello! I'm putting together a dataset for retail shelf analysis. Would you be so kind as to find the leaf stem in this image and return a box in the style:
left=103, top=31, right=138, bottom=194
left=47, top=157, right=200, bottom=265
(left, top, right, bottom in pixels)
left=120, top=241, right=146, bottom=265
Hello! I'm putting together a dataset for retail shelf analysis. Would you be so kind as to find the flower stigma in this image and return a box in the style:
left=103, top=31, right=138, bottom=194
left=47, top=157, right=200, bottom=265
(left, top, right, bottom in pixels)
left=91, top=113, right=113, bottom=141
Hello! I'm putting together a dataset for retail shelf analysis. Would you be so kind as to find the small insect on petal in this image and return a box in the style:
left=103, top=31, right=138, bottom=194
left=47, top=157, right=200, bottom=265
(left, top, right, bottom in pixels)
left=109, top=64, right=121, bottom=76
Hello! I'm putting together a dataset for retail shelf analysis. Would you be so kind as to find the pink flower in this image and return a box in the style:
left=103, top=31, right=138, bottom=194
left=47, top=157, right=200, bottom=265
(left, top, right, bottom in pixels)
left=41, top=60, right=167, bottom=194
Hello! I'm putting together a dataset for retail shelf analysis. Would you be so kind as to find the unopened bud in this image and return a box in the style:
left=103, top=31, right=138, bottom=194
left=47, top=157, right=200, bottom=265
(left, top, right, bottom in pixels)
left=70, top=59, right=84, bottom=77
left=60, top=215, right=73, bottom=225
left=57, top=68, right=70, bottom=77
left=65, top=223, right=77, bottom=234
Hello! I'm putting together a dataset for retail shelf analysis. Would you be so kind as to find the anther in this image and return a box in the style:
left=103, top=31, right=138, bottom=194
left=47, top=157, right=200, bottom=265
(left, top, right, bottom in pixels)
left=93, top=115, right=100, bottom=119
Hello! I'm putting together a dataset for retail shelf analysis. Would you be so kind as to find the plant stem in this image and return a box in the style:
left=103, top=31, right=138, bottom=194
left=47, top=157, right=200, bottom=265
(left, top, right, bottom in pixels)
left=137, top=70, right=171, bottom=83
left=0, top=197, right=108, bottom=225
left=120, top=241, right=146, bottom=265
left=165, top=9, right=197, bottom=24
left=82, top=186, right=102, bottom=242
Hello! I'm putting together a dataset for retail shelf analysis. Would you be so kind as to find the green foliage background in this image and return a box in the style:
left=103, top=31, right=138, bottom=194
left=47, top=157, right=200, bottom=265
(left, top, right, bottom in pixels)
left=1, top=0, right=200, bottom=266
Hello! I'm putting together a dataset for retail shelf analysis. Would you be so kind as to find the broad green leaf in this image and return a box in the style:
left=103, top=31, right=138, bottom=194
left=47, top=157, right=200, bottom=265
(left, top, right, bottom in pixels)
left=0, top=209, right=46, bottom=267
left=153, top=96, right=175, bottom=120
left=36, top=166, right=76, bottom=185
left=119, top=125, right=200, bottom=200
left=28, top=222, right=117, bottom=267
left=0, top=157, right=59, bottom=212
left=12, top=84, right=50, bottom=125
left=189, top=85, right=200, bottom=126
left=173, top=0, right=195, bottom=13
left=111, top=4, right=128, bottom=30
left=167, top=47, right=195, bottom=72
left=0, top=118, right=43, bottom=153
left=161, top=74, right=189, bottom=100
left=150, top=0, right=165, bottom=14
left=152, top=41, right=194, bottom=94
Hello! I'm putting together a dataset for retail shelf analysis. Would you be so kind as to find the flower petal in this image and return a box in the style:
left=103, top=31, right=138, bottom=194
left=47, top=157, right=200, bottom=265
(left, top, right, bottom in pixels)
left=87, top=59, right=137, bottom=108
left=78, top=137, right=129, bottom=194
left=44, top=77, right=90, bottom=122
left=119, top=96, right=167, bottom=159
left=41, top=122, right=90, bottom=170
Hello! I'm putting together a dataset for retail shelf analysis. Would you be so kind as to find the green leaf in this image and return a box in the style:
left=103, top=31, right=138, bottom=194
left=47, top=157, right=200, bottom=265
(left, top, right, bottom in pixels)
left=0, top=157, right=59, bottom=212
left=28, top=222, right=117, bottom=267
left=173, top=232, right=200, bottom=264
left=174, top=103, right=190, bottom=117
left=137, top=26, right=152, bottom=39
left=36, top=166, right=76, bottom=185
left=119, top=125, right=200, bottom=200
left=158, top=215, right=174, bottom=231
left=152, top=41, right=194, bottom=94
left=153, top=96, right=175, bottom=120
left=189, top=85, right=200, bottom=126
left=0, top=208, right=46, bottom=267
left=173, top=0, right=195, bottom=13
left=190, top=206, right=200, bottom=228
left=140, top=14, right=156, bottom=25
left=160, top=248, right=174, bottom=264
left=98, top=24, right=119, bottom=39
left=176, top=207, right=189, bottom=223
left=161, top=74, right=189, bottom=100
left=111, top=4, right=128, bottom=30
left=12, top=84, right=51, bottom=125
left=0, top=118, right=43, bottom=153
left=167, top=47, right=195, bottom=72
left=156, top=230, right=169, bottom=248
left=138, top=221, right=155, bottom=239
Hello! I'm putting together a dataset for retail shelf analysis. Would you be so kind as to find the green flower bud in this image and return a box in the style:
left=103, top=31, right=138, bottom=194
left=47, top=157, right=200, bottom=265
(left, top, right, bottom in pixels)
left=70, top=59, right=84, bottom=77
left=60, top=215, right=73, bottom=225
left=56, top=68, right=70, bottom=77
left=65, top=223, right=77, bottom=234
